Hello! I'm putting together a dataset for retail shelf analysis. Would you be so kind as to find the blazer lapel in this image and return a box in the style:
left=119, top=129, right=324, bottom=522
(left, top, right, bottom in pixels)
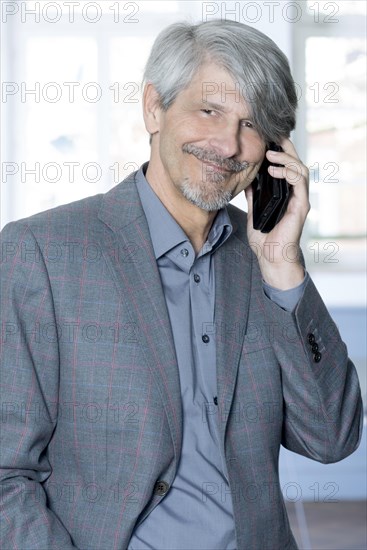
left=97, top=171, right=183, bottom=464
left=97, top=171, right=253, bottom=466
left=214, top=221, right=253, bottom=446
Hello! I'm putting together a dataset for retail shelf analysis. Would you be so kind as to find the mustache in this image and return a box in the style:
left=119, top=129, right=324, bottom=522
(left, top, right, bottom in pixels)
left=182, top=144, right=249, bottom=173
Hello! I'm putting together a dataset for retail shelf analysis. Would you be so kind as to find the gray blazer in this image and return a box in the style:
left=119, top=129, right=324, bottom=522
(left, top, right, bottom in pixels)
left=0, top=169, right=363, bottom=549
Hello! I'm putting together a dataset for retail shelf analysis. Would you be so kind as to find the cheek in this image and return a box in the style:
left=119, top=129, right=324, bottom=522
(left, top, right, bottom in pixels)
left=160, top=128, right=188, bottom=157
left=159, top=125, right=182, bottom=162
left=240, top=133, right=265, bottom=161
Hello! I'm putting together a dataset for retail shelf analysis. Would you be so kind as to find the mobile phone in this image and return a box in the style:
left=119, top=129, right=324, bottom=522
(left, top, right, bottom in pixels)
left=252, top=143, right=290, bottom=233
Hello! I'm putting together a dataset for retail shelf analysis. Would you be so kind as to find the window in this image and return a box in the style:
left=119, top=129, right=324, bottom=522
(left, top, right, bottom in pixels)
left=305, top=36, right=366, bottom=270
left=1, top=0, right=189, bottom=225
left=291, top=1, right=366, bottom=306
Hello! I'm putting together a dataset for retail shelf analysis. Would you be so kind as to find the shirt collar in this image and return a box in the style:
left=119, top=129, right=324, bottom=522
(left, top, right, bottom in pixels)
left=135, top=162, right=233, bottom=260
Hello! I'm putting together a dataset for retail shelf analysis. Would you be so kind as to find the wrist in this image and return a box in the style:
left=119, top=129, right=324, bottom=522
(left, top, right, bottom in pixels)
left=259, top=260, right=305, bottom=290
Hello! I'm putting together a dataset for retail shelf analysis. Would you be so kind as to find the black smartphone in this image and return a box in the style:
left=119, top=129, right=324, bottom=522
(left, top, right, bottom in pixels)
left=252, top=143, right=290, bottom=233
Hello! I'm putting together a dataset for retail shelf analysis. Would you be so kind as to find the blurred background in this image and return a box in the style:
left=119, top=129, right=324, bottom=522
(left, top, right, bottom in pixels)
left=1, top=1, right=366, bottom=548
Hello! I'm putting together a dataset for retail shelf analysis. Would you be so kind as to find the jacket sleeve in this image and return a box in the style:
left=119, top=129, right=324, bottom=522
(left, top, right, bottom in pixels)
left=0, top=222, right=78, bottom=549
left=262, top=273, right=363, bottom=464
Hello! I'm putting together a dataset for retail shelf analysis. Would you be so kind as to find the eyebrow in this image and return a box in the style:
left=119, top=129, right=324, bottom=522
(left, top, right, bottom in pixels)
left=202, top=99, right=225, bottom=111
left=201, top=100, right=252, bottom=121
left=201, top=100, right=228, bottom=112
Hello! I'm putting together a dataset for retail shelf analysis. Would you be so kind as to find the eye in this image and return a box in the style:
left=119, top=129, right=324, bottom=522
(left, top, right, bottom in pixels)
left=201, top=109, right=215, bottom=116
left=241, top=120, right=254, bottom=128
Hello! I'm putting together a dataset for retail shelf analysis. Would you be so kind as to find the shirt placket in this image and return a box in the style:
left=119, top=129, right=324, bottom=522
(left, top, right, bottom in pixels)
left=189, top=253, right=218, bottom=408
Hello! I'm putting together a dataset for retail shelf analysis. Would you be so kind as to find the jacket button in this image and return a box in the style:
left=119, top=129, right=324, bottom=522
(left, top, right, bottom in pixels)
left=154, top=480, right=169, bottom=496
left=311, top=343, right=319, bottom=353
left=313, top=352, right=322, bottom=363
left=308, top=333, right=315, bottom=344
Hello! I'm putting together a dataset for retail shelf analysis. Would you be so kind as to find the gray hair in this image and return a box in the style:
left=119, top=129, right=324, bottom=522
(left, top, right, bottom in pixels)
left=143, top=19, right=297, bottom=145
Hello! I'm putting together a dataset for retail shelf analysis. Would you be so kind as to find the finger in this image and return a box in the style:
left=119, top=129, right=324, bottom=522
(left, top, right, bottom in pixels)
left=268, top=165, right=310, bottom=210
left=266, top=149, right=307, bottom=178
left=266, top=138, right=303, bottom=170
left=278, top=137, right=301, bottom=160
left=268, top=163, right=309, bottom=187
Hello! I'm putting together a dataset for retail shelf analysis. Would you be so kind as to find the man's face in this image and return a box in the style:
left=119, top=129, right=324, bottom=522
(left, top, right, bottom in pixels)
left=149, top=61, right=266, bottom=212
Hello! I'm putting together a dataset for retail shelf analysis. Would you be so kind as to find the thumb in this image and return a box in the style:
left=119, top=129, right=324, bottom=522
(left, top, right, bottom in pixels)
left=244, top=184, right=254, bottom=220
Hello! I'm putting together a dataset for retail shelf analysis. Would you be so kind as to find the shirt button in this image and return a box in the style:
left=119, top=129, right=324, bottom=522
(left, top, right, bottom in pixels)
left=180, top=248, right=189, bottom=257
left=314, top=352, right=322, bottom=363
left=202, top=334, right=210, bottom=343
left=213, top=396, right=218, bottom=406
left=308, top=333, right=315, bottom=344
left=154, top=480, right=169, bottom=496
left=311, top=343, right=319, bottom=353
left=194, top=273, right=201, bottom=283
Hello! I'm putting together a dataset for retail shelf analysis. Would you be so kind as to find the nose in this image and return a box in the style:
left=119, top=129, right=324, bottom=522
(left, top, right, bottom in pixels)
left=207, top=121, right=241, bottom=159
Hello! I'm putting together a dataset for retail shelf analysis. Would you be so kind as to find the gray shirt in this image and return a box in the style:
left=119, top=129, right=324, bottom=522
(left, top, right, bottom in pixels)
left=128, top=163, right=306, bottom=550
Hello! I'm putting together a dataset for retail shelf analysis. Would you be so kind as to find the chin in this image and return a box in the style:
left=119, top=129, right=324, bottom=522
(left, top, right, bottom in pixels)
left=180, top=182, right=233, bottom=212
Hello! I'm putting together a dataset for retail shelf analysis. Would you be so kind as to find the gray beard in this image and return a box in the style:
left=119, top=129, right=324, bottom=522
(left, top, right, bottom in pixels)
left=179, top=174, right=234, bottom=212
left=180, top=143, right=249, bottom=211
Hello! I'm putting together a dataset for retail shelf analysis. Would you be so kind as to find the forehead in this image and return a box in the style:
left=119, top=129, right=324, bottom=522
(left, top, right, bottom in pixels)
left=190, top=61, right=236, bottom=84
left=180, top=61, right=250, bottom=114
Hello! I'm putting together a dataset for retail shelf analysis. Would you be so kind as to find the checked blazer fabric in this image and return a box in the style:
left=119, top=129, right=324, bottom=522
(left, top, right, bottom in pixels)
left=0, top=168, right=363, bottom=550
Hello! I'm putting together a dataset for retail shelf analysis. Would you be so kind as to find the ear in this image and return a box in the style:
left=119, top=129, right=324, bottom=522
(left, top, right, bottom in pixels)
left=142, top=83, right=162, bottom=137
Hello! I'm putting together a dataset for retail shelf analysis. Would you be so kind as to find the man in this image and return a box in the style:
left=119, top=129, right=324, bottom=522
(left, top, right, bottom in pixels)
left=0, top=19, right=363, bottom=550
